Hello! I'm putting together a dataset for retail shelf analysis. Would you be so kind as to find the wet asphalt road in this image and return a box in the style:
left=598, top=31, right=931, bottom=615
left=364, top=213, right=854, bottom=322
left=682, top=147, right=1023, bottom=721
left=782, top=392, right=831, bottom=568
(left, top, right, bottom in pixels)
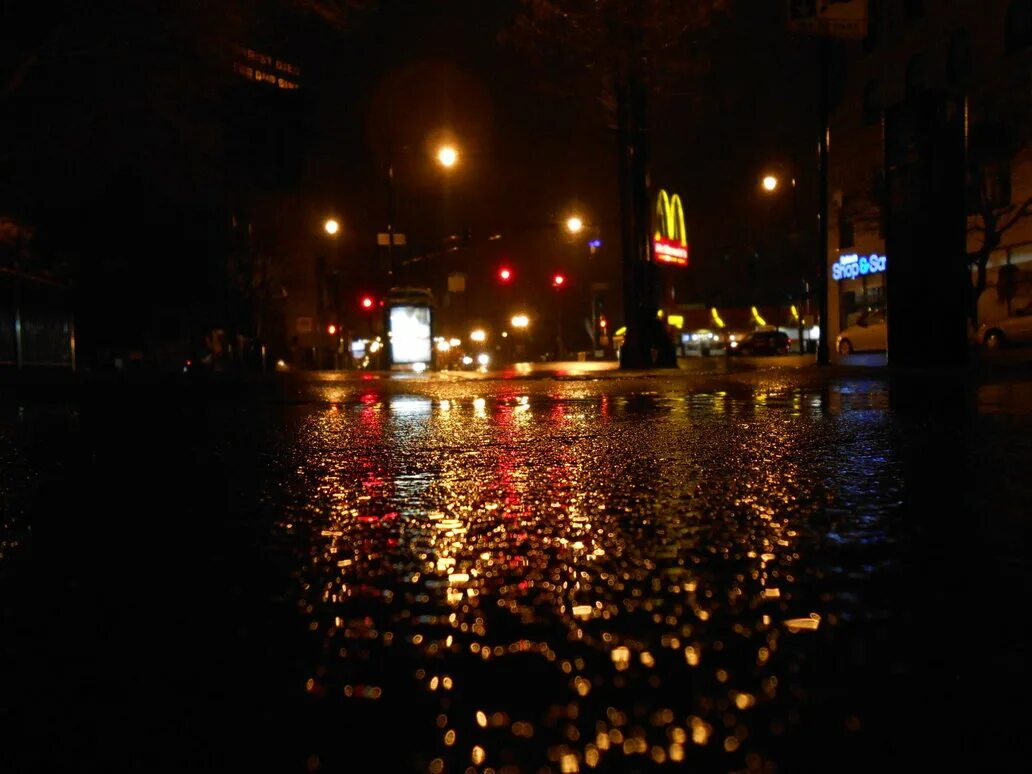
left=1, top=367, right=1030, bottom=772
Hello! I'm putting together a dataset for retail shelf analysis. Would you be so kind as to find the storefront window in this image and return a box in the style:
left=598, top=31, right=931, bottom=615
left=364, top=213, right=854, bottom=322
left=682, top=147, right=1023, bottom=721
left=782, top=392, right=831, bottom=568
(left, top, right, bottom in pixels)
left=840, top=278, right=886, bottom=329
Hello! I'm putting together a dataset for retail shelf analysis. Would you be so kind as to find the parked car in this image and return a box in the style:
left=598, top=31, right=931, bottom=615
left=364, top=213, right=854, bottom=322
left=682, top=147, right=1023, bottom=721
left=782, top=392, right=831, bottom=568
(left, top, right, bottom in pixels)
left=979, top=301, right=1032, bottom=348
left=728, top=329, right=791, bottom=355
left=836, top=309, right=887, bottom=354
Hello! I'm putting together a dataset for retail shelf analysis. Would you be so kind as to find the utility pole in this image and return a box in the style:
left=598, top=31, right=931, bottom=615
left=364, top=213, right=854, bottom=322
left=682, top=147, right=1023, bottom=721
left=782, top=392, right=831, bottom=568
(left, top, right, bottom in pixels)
left=816, top=36, right=831, bottom=366
left=386, top=161, right=395, bottom=285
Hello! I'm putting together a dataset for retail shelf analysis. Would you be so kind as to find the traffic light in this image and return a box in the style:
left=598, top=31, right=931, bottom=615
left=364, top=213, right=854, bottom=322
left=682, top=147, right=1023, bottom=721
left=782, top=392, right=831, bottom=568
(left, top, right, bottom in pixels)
left=552, top=273, right=566, bottom=288
left=360, top=295, right=375, bottom=310
left=327, top=324, right=337, bottom=335
left=498, top=267, right=512, bottom=282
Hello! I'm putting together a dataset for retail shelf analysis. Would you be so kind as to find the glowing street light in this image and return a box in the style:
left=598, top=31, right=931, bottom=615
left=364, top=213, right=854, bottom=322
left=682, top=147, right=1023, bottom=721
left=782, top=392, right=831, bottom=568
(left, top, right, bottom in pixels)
left=437, top=145, right=459, bottom=168
left=324, top=218, right=340, bottom=236
left=327, top=324, right=337, bottom=336
left=510, top=314, right=530, bottom=329
left=761, top=175, right=779, bottom=193
left=565, top=216, right=584, bottom=234
left=470, top=329, right=487, bottom=343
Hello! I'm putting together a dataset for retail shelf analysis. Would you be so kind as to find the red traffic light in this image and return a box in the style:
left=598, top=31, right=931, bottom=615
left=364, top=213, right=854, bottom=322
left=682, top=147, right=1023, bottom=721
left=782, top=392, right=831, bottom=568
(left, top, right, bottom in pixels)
left=599, top=316, right=607, bottom=330
left=327, top=324, right=337, bottom=335
left=360, top=296, right=375, bottom=310
left=498, top=267, right=512, bottom=282
left=552, top=273, right=566, bottom=288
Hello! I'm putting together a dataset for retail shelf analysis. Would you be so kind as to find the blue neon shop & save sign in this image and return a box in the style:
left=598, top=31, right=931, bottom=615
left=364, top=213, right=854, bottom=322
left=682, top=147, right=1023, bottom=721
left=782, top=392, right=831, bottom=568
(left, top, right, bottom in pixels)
left=832, top=253, right=886, bottom=281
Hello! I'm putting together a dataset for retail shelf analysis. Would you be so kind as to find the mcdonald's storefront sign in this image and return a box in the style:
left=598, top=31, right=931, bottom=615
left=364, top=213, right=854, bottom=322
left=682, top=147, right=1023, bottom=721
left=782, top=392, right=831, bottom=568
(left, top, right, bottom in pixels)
left=653, top=189, right=689, bottom=267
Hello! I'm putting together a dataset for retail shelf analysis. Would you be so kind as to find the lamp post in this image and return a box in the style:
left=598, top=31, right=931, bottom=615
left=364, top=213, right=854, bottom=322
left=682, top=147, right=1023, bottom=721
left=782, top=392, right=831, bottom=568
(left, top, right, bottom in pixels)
left=760, top=170, right=807, bottom=354
left=384, top=142, right=460, bottom=285
left=552, top=273, right=567, bottom=360
left=510, top=313, right=530, bottom=362
left=565, top=213, right=607, bottom=354
left=321, top=217, right=344, bottom=369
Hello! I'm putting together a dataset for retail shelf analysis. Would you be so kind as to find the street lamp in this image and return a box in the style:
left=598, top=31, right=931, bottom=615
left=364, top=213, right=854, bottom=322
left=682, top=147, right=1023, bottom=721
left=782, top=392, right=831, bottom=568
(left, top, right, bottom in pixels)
left=551, top=274, right=567, bottom=360
left=470, top=328, right=487, bottom=343
left=759, top=167, right=807, bottom=353
left=510, top=314, right=529, bottom=329
left=385, top=140, right=460, bottom=286
left=324, top=218, right=341, bottom=236
left=436, top=144, right=459, bottom=168
left=565, top=216, right=584, bottom=235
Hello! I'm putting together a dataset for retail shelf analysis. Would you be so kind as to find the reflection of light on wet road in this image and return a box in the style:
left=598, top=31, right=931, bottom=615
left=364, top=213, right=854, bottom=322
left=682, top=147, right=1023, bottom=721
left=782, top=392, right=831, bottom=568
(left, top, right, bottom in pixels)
left=5, top=367, right=1032, bottom=772
left=269, top=378, right=931, bottom=770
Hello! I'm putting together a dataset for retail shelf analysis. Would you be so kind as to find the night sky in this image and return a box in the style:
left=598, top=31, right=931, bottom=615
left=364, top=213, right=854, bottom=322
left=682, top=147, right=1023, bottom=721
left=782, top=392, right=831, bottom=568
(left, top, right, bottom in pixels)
left=2, top=0, right=824, bottom=352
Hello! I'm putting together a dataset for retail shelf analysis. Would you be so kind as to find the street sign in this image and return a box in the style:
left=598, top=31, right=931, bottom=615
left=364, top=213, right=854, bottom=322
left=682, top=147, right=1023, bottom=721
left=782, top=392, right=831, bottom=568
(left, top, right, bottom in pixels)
left=788, top=0, right=867, bottom=39
left=377, top=232, right=407, bottom=246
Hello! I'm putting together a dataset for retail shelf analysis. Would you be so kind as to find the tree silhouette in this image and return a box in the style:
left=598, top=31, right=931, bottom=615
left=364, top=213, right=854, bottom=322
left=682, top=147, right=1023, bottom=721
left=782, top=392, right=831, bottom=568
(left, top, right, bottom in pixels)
left=506, top=0, right=727, bottom=368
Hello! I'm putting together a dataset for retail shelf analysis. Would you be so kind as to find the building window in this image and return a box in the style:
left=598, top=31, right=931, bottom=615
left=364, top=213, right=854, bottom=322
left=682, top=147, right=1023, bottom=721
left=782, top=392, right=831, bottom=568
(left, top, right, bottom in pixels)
left=905, top=54, right=927, bottom=100
left=863, top=0, right=881, bottom=53
left=947, top=30, right=973, bottom=83
left=1007, top=0, right=1032, bottom=50
left=863, top=79, right=882, bottom=124
left=905, top=0, right=924, bottom=23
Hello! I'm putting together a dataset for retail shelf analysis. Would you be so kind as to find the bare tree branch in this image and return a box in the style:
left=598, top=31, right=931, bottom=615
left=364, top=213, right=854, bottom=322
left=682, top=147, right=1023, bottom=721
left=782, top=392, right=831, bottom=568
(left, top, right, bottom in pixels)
left=289, top=0, right=371, bottom=30
left=999, top=193, right=1032, bottom=235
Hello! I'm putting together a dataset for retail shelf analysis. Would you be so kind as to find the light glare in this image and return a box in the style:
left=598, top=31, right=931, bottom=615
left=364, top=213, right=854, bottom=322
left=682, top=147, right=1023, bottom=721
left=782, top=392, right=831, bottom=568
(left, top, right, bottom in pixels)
left=437, top=145, right=458, bottom=168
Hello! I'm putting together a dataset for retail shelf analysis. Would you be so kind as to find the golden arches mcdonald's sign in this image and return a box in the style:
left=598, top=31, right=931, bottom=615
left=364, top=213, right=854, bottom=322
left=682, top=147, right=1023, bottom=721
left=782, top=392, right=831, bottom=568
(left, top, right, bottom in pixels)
left=653, top=189, right=689, bottom=267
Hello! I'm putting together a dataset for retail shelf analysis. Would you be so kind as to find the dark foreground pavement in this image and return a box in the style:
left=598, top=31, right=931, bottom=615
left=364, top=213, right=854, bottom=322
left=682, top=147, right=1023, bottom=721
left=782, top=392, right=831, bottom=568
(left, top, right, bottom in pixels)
left=1, top=365, right=1030, bottom=772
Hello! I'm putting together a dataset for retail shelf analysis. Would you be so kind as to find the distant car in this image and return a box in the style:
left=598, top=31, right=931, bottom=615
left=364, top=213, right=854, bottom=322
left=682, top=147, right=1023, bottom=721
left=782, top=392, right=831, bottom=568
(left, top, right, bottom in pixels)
left=836, top=309, right=887, bottom=354
left=979, top=301, right=1032, bottom=348
left=684, top=329, right=722, bottom=355
left=728, top=330, right=791, bottom=356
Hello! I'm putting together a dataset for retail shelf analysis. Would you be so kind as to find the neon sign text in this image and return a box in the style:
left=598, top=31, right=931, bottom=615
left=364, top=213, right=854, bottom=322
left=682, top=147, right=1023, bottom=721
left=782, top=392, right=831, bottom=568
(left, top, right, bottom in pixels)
left=832, top=253, right=886, bottom=281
